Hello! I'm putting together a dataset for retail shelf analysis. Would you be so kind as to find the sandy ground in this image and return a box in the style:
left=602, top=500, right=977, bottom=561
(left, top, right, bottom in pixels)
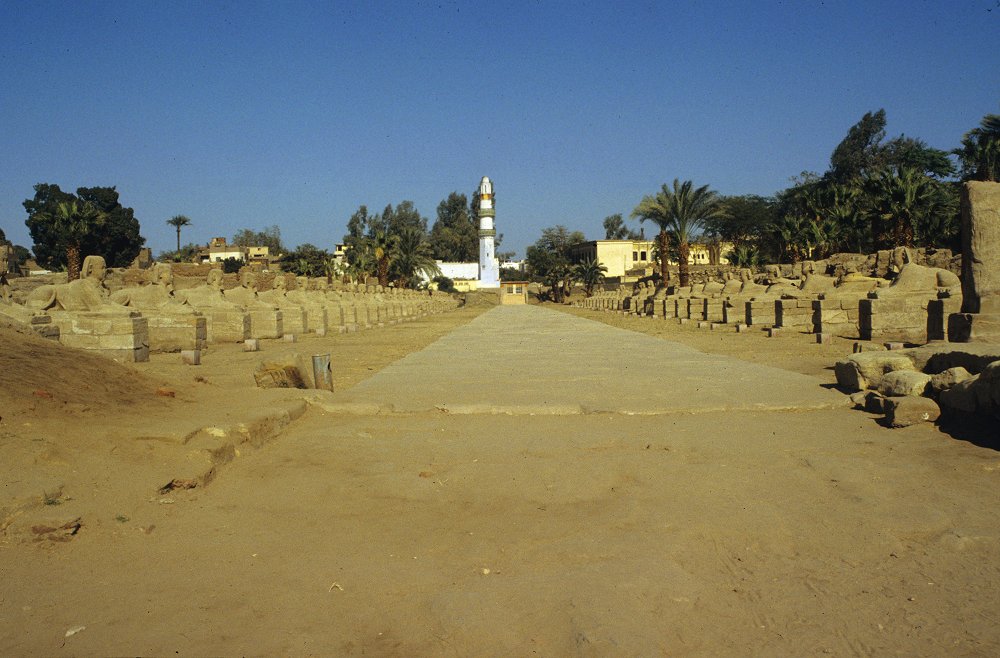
left=2, top=298, right=999, bottom=655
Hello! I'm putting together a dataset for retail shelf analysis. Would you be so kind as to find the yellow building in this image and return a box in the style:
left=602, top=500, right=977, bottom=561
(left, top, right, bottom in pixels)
left=569, top=239, right=731, bottom=278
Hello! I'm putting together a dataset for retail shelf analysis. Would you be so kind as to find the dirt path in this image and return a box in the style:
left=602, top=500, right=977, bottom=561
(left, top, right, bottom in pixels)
left=2, top=304, right=999, bottom=656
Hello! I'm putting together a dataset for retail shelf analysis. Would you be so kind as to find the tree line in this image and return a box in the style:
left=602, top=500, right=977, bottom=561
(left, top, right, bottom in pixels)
left=526, top=109, right=1000, bottom=298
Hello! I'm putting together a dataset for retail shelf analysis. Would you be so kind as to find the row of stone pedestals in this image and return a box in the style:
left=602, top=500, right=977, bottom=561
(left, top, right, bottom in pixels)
left=578, top=287, right=964, bottom=346
left=1, top=288, right=457, bottom=364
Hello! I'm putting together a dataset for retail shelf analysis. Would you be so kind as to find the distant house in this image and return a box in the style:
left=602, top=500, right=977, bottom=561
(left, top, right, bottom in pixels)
left=568, top=239, right=731, bottom=279
left=197, top=237, right=243, bottom=264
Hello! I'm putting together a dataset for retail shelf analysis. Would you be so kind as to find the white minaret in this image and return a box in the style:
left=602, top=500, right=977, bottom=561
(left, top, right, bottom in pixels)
left=477, top=176, right=500, bottom=288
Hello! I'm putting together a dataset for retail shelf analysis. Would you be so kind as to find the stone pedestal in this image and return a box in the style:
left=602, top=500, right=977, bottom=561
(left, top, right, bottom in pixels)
left=703, top=299, right=725, bottom=322
left=746, top=298, right=777, bottom=326
left=54, top=311, right=149, bottom=363
left=248, top=308, right=283, bottom=339
left=775, top=299, right=814, bottom=331
left=203, top=308, right=251, bottom=343
left=146, top=313, right=208, bottom=352
left=812, top=297, right=863, bottom=337
left=860, top=295, right=960, bottom=343
left=949, top=181, right=1000, bottom=342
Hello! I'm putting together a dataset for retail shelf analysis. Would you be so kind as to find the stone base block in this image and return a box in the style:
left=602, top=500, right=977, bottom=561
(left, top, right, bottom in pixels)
left=203, top=309, right=251, bottom=343
left=147, top=314, right=207, bottom=353
left=249, top=309, right=283, bottom=339
left=775, top=299, right=814, bottom=330
left=54, top=311, right=150, bottom=363
left=860, top=296, right=960, bottom=343
left=280, top=307, right=308, bottom=335
left=181, top=349, right=201, bottom=365
left=243, top=339, right=260, bottom=352
left=948, top=312, right=1000, bottom=343
left=746, top=299, right=777, bottom=326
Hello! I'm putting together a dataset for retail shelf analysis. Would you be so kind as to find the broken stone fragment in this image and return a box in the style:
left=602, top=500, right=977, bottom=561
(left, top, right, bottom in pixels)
left=834, top=352, right=915, bottom=391
left=939, top=377, right=980, bottom=414
left=878, top=370, right=932, bottom=397
left=884, top=397, right=941, bottom=428
left=929, top=367, right=973, bottom=395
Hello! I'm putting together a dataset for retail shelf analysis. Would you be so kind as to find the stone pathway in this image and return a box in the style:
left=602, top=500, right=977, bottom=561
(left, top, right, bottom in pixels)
left=323, top=304, right=846, bottom=414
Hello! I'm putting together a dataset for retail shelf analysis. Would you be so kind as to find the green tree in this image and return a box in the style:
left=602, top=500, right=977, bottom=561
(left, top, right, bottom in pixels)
left=391, top=226, right=440, bottom=288
left=283, top=243, right=331, bottom=277
left=864, top=167, right=936, bottom=249
left=573, top=257, right=607, bottom=297
left=603, top=213, right=640, bottom=240
left=633, top=179, right=724, bottom=287
left=525, top=225, right=585, bottom=302
left=32, top=200, right=106, bottom=280
left=24, top=183, right=144, bottom=270
left=232, top=225, right=284, bottom=256
left=369, top=229, right=395, bottom=287
left=954, top=113, right=1000, bottom=182
left=429, top=192, right=477, bottom=261
left=76, top=186, right=145, bottom=267
left=167, top=215, right=192, bottom=253
left=829, top=110, right=889, bottom=182
left=705, top=195, right=778, bottom=255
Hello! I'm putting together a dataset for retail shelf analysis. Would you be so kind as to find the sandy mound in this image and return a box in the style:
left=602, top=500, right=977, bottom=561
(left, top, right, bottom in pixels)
left=0, top=319, right=165, bottom=419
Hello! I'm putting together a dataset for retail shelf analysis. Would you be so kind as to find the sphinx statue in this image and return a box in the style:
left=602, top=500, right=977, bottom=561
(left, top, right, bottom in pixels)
left=111, top=263, right=195, bottom=313
left=26, top=255, right=128, bottom=313
left=176, top=269, right=240, bottom=308
left=874, top=247, right=961, bottom=298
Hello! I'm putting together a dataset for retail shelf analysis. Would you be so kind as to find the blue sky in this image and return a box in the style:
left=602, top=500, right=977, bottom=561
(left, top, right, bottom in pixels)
left=1, top=0, right=997, bottom=259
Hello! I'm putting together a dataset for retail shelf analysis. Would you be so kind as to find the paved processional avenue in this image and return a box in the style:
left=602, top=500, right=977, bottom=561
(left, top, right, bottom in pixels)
left=324, top=304, right=845, bottom=415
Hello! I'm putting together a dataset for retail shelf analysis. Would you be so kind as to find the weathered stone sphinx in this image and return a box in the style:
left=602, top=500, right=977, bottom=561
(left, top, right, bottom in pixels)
left=222, top=271, right=284, bottom=338
left=174, top=269, right=253, bottom=343
left=859, top=247, right=962, bottom=343
left=810, top=266, right=885, bottom=337
left=110, top=263, right=207, bottom=352
left=949, top=181, right=1000, bottom=343
left=774, top=262, right=839, bottom=331
left=25, top=255, right=149, bottom=362
left=256, top=274, right=310, bottom=335
left=721, top=269, right=768, bottom=325
left=285, top=276, right=329, bottom=335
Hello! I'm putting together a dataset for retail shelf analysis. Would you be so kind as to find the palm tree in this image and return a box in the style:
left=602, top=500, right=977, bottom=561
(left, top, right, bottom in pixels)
left=391, top=226, right=440, bottom=288
left=323, top=257, right=341, bottom=284
left=573, top=257, right=608, bottom=297
left=37, top=200, right=105, bottom=280
left=166, top=215, right=192, bottom=254
left=954, top=113, right=1000, bottom=182
left=865, top=167, right=936, bottom=249
left=633, top=179, right=724, bottom=287
left=367, top=229, right=396, bottom=287
left=630, top=191, right=673, bottom=285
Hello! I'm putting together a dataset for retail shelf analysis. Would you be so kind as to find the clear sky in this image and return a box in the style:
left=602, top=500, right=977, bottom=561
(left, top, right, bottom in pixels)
left=1, top=0, right=997, bottom=259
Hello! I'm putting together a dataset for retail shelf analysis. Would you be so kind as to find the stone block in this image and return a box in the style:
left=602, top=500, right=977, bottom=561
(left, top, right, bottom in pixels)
left=884, top=397, right=941, bottom=428
left=746, top=299, right=777, bottom=326
left=929, top=367, right=973, bottom=395
left=146, top=314, right=207, bottom=353
left=203, top=309, right=251, bottom=343
left=243, top=339, right=260, bottom=352
left=181, top=349, right=201, bottom=365
left=248, top=309, right=283, bottom=339
left=878, top=370, right=931, bottom=397
left=766, top=327, right=779, bottom=337
left=885, top=342, right=905, bottom=350
left=284, top=333, right=297, bottom=343
left=834, top=352, right=915, bottom=391
left=735, top=323, right=747, bottom=333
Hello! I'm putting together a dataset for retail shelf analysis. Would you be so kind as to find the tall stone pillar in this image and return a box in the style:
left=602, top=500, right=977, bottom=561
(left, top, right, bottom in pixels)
left=949, top=181, right=1000, bottom=342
